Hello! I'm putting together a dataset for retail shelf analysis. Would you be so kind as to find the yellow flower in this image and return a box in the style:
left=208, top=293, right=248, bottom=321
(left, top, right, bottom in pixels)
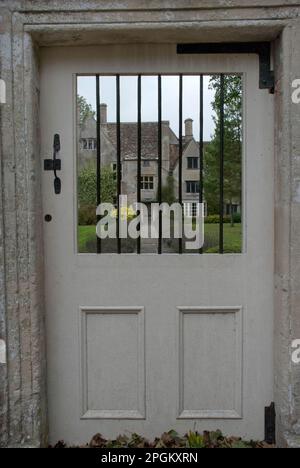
left=111, top=206, right=136, bottom=220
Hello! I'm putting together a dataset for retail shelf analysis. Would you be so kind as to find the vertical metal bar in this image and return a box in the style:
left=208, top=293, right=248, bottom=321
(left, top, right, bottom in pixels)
left=116, top=75, right=122, bottom=254
left=179, top=74, right=183, bottom=254
left=219, top=74, right=225, bottom=254
left=96, top=75, right=101, bottom=254
left=158, top=75, right=162, bottom=254
left=199, top=75, right=204, bottom=254
left=137, top=75, right=142, bottom=254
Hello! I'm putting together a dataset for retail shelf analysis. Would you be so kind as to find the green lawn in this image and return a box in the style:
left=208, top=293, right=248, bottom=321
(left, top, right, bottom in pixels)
left=78, top=223, right=242, bottom=254
left=204, top=223, right=242, bottom=253
left=78, top=225, right=97, bottom=252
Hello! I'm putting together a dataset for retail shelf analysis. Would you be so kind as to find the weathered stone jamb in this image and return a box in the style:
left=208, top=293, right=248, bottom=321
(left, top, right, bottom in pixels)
left=273, top=21, right=300, bottom=448
left=8, top=12, right=47, bottom=447
left=1, top=4, right=300, bottom=447
left=288, top=19, right=300, bottom=446
left=11, top=11, right=33, bottom=446
left=0, top=9, right=48, bottom=448
left=274, top=25, right=293, bottom=448
left=0, top=122, right=8, bottom=448
left=0, top=7, right=21, bottom=448
left=0, top=27, right=9, bottom=449
left=23, top=31, right=48, bottom=448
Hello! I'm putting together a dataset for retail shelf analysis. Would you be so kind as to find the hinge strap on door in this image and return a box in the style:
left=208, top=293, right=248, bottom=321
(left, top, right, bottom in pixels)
left=265, top=402, right=276, bottom=445
left=44, top=134, right=62, bottom=194
left=177, top=42, right=275, bottom=94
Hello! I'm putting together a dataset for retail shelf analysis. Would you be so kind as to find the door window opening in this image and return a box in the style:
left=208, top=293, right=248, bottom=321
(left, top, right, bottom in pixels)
left=77, top=74, right=243, bottom=254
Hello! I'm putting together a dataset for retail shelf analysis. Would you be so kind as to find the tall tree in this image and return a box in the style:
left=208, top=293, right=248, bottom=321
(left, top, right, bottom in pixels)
left=77, top=95, right=95, bottom=125
left=159, top=174, right=176, bottom=205
left=78, top=163, right=116, bottom=207
left=204, top=75, right=242, bottom=224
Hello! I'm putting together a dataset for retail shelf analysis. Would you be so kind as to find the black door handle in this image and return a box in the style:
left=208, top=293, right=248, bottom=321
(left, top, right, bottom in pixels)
left=44, top=134, right=62, bottom=194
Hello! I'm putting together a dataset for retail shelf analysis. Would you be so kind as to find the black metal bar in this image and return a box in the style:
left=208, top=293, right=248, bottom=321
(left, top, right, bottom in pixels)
left=96, top=75, right=101, bottom=254
left=177, top=42, right=274, bottom=92
left=179, top=75, right=183, bottom=254
left=219, top=74, right=225, bottom=254
left=199, top=75, right=204, bottom=254
left=116, top=75, right=121, bottom=254
left=137, top=75, right=142, bottom=254
left=158, top=75, right=162, bottom=254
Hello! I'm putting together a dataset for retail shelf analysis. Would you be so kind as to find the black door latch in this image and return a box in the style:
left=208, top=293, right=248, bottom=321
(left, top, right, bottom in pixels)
left=44, top=134, right=62, bottom=194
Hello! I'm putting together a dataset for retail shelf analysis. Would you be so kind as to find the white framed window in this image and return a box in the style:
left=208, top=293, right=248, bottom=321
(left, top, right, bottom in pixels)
left=186, top=180, right=199, bottom=194
left=112, top=162, right=122, bottom=181
left=81, top=138, right=87, bottom=149
left=184, top=202, right=200, bottom=218
left=89, top=138, right=96, bottom=150
left=81, top=138, right=96, bottom=150
left=141, top=176, right=154, bottom=190
left=112, top=163, right=117, bottom=181
left=187, top=157, right=199, bottom=170
left=225, top=204, right=239, bottom=215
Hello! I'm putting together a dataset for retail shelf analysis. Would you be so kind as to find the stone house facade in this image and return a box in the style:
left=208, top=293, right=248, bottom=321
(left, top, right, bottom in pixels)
left=78, top=103, right=207, bottom=214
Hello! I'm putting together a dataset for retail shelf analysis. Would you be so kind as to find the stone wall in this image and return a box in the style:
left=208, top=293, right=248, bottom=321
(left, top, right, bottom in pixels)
left=0, top=0, right=300, bottom=447
left=274, top=21, right=300, bottom=448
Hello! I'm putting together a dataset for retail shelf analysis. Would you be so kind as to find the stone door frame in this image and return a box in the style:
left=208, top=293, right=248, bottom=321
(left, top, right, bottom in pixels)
left=0, top=3, right=300, bottom=447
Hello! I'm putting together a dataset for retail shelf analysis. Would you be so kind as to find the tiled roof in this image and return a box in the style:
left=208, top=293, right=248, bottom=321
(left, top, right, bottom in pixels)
left=105, top=122, right=162, bottom=160
left=80, top=116, right=207, bottom=164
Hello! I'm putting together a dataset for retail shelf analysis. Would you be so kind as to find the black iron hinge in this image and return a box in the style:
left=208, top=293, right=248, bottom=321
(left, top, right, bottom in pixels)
left=44, top=159, right=61, bottom=172
left=177, top=42, right=275, bottom=94
left=265, top=402, right=276, bottom=445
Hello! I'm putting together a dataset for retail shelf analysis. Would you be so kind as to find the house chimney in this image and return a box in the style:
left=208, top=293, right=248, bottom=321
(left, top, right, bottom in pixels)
left=185, top=118, right=193, bottom=141
left=100, top=103, right=107, bottom=124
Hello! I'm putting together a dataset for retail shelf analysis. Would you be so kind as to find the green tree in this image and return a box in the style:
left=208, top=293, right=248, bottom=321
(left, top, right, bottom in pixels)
left=160, top=174, right=176, bottom=205
left=204, top=75, right=242, bottom=225
left=78, top=164, right=116, bottom=225
left=77, top=95, right=95, bottom=125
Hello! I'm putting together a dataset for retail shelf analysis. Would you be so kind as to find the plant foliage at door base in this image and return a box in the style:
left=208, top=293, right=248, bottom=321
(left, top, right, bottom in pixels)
left=51, top=430, right=275, bottom=449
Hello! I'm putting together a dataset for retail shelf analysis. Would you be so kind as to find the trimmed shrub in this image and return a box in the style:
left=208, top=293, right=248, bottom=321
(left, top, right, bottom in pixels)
left=205, top=214, right=241, bottom=224
left=205, top=215, right=231, bottom=224
left=233, top=212, right=241, bottom=223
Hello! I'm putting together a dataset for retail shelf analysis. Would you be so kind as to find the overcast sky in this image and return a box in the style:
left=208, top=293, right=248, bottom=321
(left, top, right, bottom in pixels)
left=78, top=75, right=216, bottom=141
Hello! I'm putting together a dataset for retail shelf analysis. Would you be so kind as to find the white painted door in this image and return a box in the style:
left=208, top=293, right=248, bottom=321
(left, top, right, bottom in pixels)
left=40, top=45, right=274, bottom=445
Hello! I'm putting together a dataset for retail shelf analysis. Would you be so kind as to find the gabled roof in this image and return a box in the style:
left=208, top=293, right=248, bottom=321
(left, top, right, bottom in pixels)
left=80, top=115, right=210, bottom=166
left=105, top=122, right=173, bottom=160
left=80, top=116, right=180, bottom=160
left=171, top=139, right=211, bottom=172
